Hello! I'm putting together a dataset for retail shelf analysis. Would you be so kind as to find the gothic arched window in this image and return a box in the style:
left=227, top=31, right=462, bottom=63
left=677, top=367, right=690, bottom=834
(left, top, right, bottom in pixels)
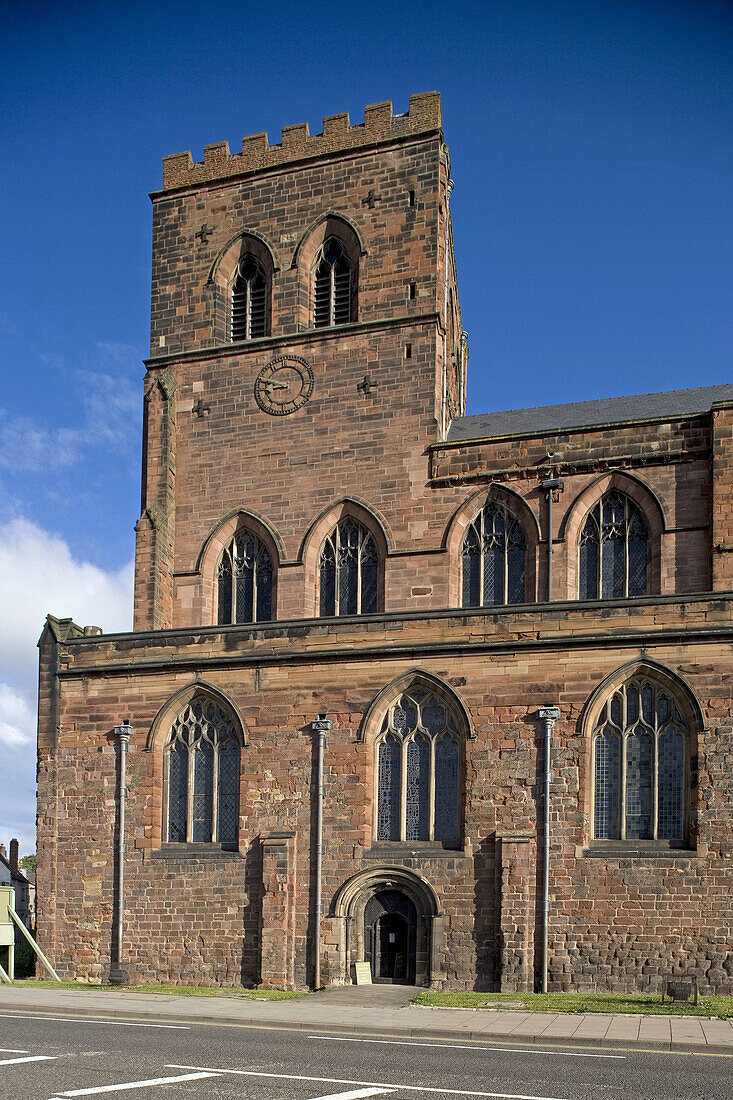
left=314, top=237, right=354, bottom=327
left=217, top=531, right=273, bottom=624
left=376, top=687, right=463, bottom=847
left=319, top=519, right=378, bottom=616
left=164, top=696, right=241, bottom=847
left=462, top=502, right=527, bottom=607
left=592, top=677, right=688, bottom=844
left=230, top=254, right=268, bottom=340
left=579, top=491, right=648, bottom=600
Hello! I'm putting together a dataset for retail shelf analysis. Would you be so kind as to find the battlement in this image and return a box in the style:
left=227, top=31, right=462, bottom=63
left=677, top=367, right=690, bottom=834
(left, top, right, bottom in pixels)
left=160, top=92, right=442, bottom=191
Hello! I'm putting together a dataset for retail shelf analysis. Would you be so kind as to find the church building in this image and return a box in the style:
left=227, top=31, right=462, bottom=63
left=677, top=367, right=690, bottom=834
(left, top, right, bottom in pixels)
left=36, top=93, right=733, bottom=992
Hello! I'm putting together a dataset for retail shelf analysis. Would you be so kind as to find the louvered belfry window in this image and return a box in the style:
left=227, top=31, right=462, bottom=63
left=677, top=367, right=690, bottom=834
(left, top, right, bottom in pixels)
left=592, top=677, right=687, bottom=843
left=376, top=687, right=462, bottom=846
left=579, top=491, right=648, bottom=600
left=319, top=519, right=378, bottom=616
left=217, top=531, right=273, bottom=624
left=314, top=237, right=353, bottom=327
left=462, top=502, right=527, bottom=607
left=165, top=696, right=240, bottom=846
left=230, top=254, right=267, bottom=341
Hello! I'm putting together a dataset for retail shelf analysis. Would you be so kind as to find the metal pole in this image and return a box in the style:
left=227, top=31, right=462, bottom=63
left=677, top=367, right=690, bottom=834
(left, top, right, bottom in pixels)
left=109, top=722, right=132, bottom=986
left=310, top=714, right=332, bottom=990
left=539, top=478, right=563, bottom=601
left=537, top=706, right=559, bottom=993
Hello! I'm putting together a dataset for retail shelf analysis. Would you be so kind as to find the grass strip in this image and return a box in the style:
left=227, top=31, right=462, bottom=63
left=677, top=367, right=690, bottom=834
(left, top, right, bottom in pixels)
left=414, top=990, right=733, bottom=1018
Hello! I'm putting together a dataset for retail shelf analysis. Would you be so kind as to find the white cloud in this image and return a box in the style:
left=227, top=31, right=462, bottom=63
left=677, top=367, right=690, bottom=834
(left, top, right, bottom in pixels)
left=0, top=517, right=134, bottom=851
left=0, top=684, right=34, bottom=747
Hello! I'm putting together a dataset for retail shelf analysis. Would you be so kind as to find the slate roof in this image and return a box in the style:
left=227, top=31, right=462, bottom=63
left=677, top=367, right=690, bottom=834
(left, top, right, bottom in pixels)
left=446, top=384, right=733, bottom=444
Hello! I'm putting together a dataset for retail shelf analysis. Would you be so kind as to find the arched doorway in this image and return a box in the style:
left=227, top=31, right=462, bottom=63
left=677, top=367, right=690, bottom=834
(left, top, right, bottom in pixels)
left=364, top=890, right=417, bottom=984
left=331, top=866, right=444, bottom=987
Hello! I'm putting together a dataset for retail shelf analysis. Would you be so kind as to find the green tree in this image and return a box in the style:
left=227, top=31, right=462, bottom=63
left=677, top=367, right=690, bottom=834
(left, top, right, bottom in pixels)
left=20, top=854, right=36, bottom=874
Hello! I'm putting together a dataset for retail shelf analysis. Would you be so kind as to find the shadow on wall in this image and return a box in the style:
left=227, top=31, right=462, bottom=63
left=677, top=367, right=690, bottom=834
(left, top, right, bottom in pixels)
left=241, top=838, right=263, bottom=987
left=472, top=834, right=499, bottom=992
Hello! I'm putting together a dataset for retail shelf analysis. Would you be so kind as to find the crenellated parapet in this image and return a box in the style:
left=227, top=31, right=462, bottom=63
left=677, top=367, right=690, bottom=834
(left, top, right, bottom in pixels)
left=160, top=92, right=442, bottom=190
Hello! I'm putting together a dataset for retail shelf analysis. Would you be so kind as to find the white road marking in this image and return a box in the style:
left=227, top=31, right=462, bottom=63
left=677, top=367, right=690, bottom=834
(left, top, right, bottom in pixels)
left=307, top=1091, right=395, bottom=1100
left=0, top=1013, right=189, bottom=1029
left=48, top=1071, right=220, bottom=1096
left=307, top=1034, right=626, bottom=1060
left=0, top=1054, right=56, bottom=1065
left=167, top=1063, right=574, bottom=1100
left=0, top=1046, right=28, bottom=1052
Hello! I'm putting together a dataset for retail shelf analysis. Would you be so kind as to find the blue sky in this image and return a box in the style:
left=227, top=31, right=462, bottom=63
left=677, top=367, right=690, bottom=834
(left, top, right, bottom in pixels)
left=0, top=0, right=731, bottom=852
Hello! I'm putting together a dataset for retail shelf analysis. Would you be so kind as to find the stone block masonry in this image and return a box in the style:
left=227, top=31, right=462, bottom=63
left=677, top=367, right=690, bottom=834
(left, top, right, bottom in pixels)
left=36, top=92, right=733, bottom=995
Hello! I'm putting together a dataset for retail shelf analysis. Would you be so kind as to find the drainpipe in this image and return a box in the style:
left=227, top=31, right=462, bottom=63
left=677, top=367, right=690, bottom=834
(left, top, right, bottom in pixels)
left=539, top=476, right=563, bottom=601
left=536, top=706, right=560, bottom=994
left=310, top=714, right=332, bottom=990
left=109, top=722, right=132, bottom=986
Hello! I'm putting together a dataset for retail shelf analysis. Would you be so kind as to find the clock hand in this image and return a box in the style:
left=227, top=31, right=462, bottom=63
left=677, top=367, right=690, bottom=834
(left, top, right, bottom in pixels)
left=264, top=380, right=290, bottom=395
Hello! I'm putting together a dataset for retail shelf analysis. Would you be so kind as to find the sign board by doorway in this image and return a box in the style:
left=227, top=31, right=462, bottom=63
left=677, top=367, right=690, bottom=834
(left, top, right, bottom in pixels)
left=353, top=961, right=372, bottom=985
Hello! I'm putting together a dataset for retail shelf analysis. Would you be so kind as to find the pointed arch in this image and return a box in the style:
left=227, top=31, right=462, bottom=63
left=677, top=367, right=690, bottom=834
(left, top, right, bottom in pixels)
left=580, top=659, right=702, bottom=848
left=145, top=679, right=249, bottom=752
left=197, top=510, right=283, bottom=625
left=293, top=213, right=366, bottom=330
left=444, top=485, right=540, bottom=607
left=291, top=211, right=368, bottom=268
left=301, top=498, right=391, bottom=617
left=560, top=471, right=666, bottom=599
left=208, top=231, right=279, bottom=344
left=579, top=658, right=705, bottom=735
left=357, top=668, right=475, bottom=743
left=332, top=865, right=441, bottom=919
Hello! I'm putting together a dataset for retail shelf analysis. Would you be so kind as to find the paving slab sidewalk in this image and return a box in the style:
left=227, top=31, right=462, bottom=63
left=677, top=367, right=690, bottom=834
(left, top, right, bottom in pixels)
left=0, top=986, right=731, bottom=1054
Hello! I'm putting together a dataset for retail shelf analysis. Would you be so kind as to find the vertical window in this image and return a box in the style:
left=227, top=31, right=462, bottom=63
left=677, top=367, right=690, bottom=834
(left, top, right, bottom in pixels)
left=376, top=686, right=463, bottom=847
left=217, top=531, right=274, bottom=624
left=230, top=254, right=268, bottom=340
left=164, top=697, right=241, bottom=846
left=592, top=677, right=688, bottom=843
left=462, top=502, right=527, bottom=607
left=319, top=519, right=378, bottom=616
left=579, top=491, right=648, bottom=600
left=314, top=237, right=354, bottom=327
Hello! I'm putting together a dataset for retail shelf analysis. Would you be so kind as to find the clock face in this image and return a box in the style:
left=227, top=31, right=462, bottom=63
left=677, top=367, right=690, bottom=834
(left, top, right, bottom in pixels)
left=254, top=355, right=315, bottom=416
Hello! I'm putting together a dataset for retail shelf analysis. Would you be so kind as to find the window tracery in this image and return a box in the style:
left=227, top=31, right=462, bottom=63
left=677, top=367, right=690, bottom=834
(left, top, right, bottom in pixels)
left=462, top=501, right=527, bottom=607
left=579, top=491, right=648, bottom=600
left=217, top=531, right=273, bottom=624
left=592, top=677, right=688, bottom=844
left=375, top=687, right=462, bottom=846
left=164, top=696, right=241, bottom=846
left=319, top=519, right=378, bottom=616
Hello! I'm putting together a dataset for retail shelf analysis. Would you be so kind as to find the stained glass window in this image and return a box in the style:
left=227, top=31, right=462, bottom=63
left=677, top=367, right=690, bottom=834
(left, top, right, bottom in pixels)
left=217, top=531, right=273, bottom=625
left=462, top=502, right=526, bottom=607
left=579, top=492, right=648, bottom=600
left=231, top=254, right=268, bottom=340
left=405, top=734, right=430, bottom=841
left=165, top=696, right=241, bottom=846
left=314, top=238, right=354, bottom=327
left=319, top=519, right=379, bottom=616
left=377, top=736, right=401, bottom=841
left=375, top=685, right=464, bottom=846
left=593, top=729, right=620, bottom=839
left=435, top=736, right=459, bottom=844
left=592, top=677, right=689, bottom=844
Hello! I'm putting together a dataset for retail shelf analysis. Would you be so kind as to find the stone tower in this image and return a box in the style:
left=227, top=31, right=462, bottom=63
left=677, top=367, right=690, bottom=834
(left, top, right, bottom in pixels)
left=134, top=92, right=465, bottom=632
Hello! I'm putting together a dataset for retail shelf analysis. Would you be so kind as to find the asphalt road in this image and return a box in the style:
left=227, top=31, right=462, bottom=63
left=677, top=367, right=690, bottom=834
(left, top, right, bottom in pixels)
left=0, top=1010, right=730, bottom=1100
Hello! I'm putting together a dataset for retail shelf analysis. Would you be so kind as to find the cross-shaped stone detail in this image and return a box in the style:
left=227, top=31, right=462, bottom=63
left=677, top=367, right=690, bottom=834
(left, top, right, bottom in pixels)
left=192, top=399, right=210, bottom=417
left=362, top=189, right=382, bottom=209
left=357, top=375, right=378, bottom=395
left=195, top=223, right=214, bottom=244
